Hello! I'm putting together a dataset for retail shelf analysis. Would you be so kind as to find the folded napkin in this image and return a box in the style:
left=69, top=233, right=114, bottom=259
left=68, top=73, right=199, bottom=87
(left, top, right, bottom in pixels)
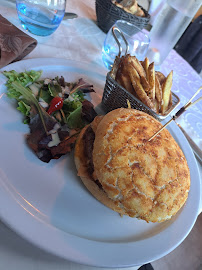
left=0, top=15, right=37, bottom=69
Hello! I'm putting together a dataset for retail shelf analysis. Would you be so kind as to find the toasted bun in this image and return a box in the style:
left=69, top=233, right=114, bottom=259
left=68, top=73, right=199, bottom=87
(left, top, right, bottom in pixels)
left=75, top=108, right=190, bottom=222
left=74, top=116, right=126, bottom=215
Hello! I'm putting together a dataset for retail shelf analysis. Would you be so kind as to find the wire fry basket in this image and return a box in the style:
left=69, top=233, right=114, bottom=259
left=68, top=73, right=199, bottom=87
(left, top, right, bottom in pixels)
left=101, top=27, right=180, bottom=121
left=95, top=0, right=150, bottom=33
left=102, top=73, right=180, bottom=121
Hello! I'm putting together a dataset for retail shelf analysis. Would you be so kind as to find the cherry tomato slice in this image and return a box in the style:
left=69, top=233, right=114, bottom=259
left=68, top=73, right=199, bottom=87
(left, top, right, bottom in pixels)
left=47, top=96, right=63, bottom=115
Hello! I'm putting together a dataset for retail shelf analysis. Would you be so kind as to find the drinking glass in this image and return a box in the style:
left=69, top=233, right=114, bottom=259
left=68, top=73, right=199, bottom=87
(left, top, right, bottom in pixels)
left=16, top=0, right=66, bottom=36
left=146, top=0, right=202, bottom=68
left=102, top=20, right=150, bottom=70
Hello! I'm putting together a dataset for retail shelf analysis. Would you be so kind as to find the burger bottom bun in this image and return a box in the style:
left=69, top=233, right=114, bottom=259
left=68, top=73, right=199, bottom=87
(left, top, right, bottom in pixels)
left=74, top=117, right=126, bottom=216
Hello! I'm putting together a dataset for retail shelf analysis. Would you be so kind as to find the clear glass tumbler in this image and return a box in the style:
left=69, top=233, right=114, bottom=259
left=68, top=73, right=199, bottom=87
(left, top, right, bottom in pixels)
left=102, top=20, right=150, bottom=70
left=146, top=0, right=202, bottom=68
left=16, top=0, right=66, bottom=36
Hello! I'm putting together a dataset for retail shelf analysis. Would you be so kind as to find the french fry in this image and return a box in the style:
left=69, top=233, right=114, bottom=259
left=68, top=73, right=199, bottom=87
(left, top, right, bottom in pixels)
left=128, top=55, right=146, bottom=78
left=127, top=55, right=150, bottom=95
left=155, top=71, right=166, bottom=86
left=148, top=62, right=155, bottom=101
left=161, top=71, right=173, bottom=114
left=115, top=56, right=125, bottom=81
left=119, top=73, right=134, bottom=95
left=128, top=62, right=140, bottom=79
left=116, top=77, right=122, bottom=86
left=154, top=99, right=159, bottom=114
left=155, top=75, right=162, bottom=106
left=136, top=6, right=145, bottom=16
left=128, top=64, right=156, bottom=112
left=110, top=56, right=122, bottom=80
left=115, top=57, right=136, bottom=95
left=140, top=76, right=150, bottom=96
left=141, top=57, right=150, bottom=80
left=115, top=57, right=125, bottom=83
left=114, top=0, right=138, bottom=14
left=112, top=54, right=173, bottom=116
left=169, top=91, right=173, bottom=108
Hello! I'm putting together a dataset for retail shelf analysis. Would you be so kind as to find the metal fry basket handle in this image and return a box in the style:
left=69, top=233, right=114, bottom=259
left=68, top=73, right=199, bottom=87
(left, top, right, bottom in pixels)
left=112, top=26, right=129, bottom=57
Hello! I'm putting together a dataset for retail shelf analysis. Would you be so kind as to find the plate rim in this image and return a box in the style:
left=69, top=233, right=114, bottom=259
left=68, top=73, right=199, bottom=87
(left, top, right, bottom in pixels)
left=0, top=58, right=201, bottom=268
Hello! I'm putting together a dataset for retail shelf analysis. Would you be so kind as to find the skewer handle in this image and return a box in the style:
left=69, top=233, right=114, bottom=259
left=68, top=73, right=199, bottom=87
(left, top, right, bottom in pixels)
left=112, top=27, right=129, bottom=57
left=148, top=86, right=202, bottom=142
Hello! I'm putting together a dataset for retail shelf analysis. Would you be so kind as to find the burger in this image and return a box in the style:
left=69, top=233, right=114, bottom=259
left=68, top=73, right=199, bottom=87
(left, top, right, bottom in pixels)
left=74, top=108, right=190, bottom=223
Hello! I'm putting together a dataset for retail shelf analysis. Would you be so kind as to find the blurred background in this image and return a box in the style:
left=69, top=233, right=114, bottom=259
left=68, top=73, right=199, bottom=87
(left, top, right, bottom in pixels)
left=139, top=0, right=202, bottom=75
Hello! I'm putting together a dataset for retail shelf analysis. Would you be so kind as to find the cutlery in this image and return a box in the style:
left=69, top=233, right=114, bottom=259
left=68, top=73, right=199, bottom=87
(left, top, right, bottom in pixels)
left=63, top=12, right=78, bottom=20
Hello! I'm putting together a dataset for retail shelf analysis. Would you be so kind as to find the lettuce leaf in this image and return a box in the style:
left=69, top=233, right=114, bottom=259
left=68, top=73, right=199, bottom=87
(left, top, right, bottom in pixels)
left=3, top=70, right=42, bottom=100
left=48, top=82, right=62, bottom=97
left=63, top=99, right=82, bottom=114
left=17, top=100, right=31, bottom=116
left=12, top=81, right=48, bottom=134
left=38, top=89, right=52, bottom=104
left=66, top=105, right=84, bottom=129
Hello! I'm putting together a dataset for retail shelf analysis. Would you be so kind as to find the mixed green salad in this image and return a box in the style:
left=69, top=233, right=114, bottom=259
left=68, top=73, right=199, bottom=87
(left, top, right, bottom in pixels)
left=3, top=70, right=97, bottom=162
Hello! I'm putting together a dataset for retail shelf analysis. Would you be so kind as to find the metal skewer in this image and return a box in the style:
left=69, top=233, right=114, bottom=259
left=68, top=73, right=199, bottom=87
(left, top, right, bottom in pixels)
left=148, top=86, right=202, bottom=142
left=112, top=26, right=129, bottom=57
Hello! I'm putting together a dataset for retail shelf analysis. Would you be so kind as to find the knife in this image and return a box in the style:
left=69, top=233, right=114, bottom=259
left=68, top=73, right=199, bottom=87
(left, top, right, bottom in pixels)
left=63, top=12, right=78, bottom=20
left=177, top=123, right=202, bottom=164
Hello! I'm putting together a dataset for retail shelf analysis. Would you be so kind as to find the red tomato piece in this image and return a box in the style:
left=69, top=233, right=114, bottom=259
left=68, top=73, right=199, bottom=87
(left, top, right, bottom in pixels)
left=47, top=96, right=63, bottom=115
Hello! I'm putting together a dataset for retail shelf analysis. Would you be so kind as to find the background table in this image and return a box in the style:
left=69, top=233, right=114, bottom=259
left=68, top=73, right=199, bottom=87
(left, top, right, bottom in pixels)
left=0, top=0, right=201, bottom=269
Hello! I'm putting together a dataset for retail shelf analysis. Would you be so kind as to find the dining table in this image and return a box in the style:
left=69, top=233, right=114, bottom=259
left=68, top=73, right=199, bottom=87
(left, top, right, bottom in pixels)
left=0, top=0, right=202, bottom=270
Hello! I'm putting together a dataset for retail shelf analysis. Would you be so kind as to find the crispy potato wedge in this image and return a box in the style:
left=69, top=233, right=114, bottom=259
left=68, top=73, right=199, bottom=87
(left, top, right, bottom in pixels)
left=128, top=64, right=156, bottom=111
left=155, top=75, right=162, bottom=105
left=155, top=71, right=166, bottom=86
left=128, top=55, right=146, bottom=78
left=136, top=6, right=145, bottom=17
left=161, top=71, right=173, bottom=114
left=154, top=99, right=159, bottom=114
left=111, top=54, right=174, bottom=116
left=127, top=55, right=150, bottom=96
left=140, top=76, right=150, bottom=95
left=128, top=63, right=140, bottom=80
left=148, top=62, right=155, bottom=100
left=115, top=56, right=136, bottom=95
left=141, top=57, right=150, bottom=80
left=114, top=0, right=138, bottom=14
left=169, top=91, right=173, bottom=107
left=115, top=56, right=125, bottom=81
left=110, top=56, right=122, bottom=80
left=116, top=77, right=122, bottom=86
left=119, top=73, right=135, bottom=95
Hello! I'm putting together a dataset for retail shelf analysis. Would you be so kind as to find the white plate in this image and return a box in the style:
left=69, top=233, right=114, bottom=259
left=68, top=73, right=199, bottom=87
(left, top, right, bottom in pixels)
left=0, top=58, right=201, bottom=268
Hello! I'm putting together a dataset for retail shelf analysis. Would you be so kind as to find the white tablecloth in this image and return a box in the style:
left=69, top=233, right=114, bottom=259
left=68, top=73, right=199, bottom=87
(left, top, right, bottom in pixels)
left=0, top=0, right=201, bottom=269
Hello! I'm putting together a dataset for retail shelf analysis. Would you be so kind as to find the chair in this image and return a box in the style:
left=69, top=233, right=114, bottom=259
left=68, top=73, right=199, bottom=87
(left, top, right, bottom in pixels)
left=174, top=15, right=202, bottom=74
